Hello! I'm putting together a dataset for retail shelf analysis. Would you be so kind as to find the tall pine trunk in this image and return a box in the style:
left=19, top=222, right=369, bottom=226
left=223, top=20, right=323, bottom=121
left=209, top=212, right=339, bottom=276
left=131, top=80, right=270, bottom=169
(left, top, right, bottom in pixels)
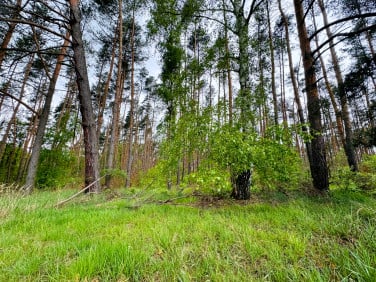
left=69, top=0, right=101, bottom=193
left=106, top=0, right=123, bottom=188
left=0, top=55, right=33, bottom=162
left=0, top=0, right=22, bottom=68
left=318, top=0, right=358, bottom=172
left=267, top=0, right=278, bottom=126
left=125, top=15, right=136, bottom=188
left=293, top=0, right=329, bottom=191
left=312, top=11, right=345, bottom=154
left=278, top=0, right=312, bottom=161
left=23, top=33, right=70, bottom=192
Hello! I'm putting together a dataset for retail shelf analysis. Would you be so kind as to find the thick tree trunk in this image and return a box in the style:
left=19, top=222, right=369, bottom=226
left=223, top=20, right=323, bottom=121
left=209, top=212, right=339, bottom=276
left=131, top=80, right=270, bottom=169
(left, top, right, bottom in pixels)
left=23, top=33, right=70, bottom=192
left=293, top=0, right=329, bottom=191
left=69, top=0, right=101, bottom=193
left=231, top=170, right=251, bottom=200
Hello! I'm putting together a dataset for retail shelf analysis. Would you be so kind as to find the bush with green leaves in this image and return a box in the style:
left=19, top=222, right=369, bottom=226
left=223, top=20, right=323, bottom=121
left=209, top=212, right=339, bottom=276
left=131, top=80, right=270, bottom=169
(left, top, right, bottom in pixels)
left=184, top=166, right=231, bottom=196
left=331, top=154, right=376, bottom=193
left=139, top=162, right=171, bottom=190
left=209, top=124, right=304, bottom=190
left=36, top=149, right=80, bottom=189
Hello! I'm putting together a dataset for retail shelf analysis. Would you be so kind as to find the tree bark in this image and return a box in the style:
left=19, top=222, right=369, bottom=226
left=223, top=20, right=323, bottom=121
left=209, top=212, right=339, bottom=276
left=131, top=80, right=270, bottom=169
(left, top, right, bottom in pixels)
left=0, top=54, right=33, bottom=162
left=318, top=0, right=358, bottom=172
left=222, top=0, right=233, bottom=125
left=69, top=0, right=101, bottom=193
left=293, top=0, right=329, bottom=191
left=125, top=14, right=136, bottom=188
left=106, top=0, right=123, bottom=188
left=97, top=29, right=117, bottom=138
left=229, top=0, right=254, bottom=199
left=23, top=33, right=70, bottom=192
left=231, top=170, right=251, bottom=200
left=0, top=0, right=22, bottom=69
left=312, top=11, right=346, bottom=153
left=267, top=0, right=278, bottom=126
left=278, top=0, right=312, bottom=161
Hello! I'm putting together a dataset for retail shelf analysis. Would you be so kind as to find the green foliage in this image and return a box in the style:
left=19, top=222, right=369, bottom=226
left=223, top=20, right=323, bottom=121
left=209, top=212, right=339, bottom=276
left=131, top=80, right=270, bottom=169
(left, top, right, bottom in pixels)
left=36, top=149, right=80, bottom=189
left=209, top=124, right=255, bottom=174
left=331, top=153, right=376, bottom=193
left=360, top=154, right=376, bottom=174
left=158, top=109, right=212, bottom=179
left=102, top=168, right=127, bottom=179
left=139, top=163, right=169, bottom=190
left=0, top=144, right=23, bottom=183
left=184, top=167, right=231, bottom=197
left=209, top=124, right=304, bottom=190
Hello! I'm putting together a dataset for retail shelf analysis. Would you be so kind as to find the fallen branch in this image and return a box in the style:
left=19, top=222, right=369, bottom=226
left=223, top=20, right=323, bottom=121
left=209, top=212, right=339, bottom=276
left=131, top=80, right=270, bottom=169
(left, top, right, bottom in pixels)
left=125, top=194, right=195, bottom=209
left=158, top=195, right=194, bottom=204
left=54, top=176, right=105, bottom=208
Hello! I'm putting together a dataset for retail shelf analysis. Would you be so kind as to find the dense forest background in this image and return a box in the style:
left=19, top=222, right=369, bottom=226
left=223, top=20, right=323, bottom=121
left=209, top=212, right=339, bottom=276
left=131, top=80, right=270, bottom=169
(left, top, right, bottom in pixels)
left=0, top=0, right=375, bottom=198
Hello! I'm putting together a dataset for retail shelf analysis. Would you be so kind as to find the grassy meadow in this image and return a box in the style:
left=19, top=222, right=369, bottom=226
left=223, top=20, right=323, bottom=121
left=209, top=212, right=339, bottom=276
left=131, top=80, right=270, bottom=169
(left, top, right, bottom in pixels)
left=0, top=187, right=376, bottom=281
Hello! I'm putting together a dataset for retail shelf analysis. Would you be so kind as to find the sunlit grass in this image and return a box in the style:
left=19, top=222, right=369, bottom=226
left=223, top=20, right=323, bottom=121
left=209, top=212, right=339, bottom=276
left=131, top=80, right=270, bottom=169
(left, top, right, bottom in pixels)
left=0, top=188, right=375, bottom=281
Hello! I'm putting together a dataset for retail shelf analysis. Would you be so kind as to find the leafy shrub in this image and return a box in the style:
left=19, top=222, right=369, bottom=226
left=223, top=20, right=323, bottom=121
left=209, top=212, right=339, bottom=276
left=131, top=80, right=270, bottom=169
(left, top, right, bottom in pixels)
left=36, top=149, right=79, bottom=189
left=360, top=155, right=376, bottom=174
left=184, top=167, right=231, bottom=197
left=252, top=138, right=303, bottom=190
left=354, top=173, right=376, bottom=192
left=331, top=154, right=376, bottom=193
left=139, top=162, right=170, bottom=190
left=209, top=124, right=304, bottom=190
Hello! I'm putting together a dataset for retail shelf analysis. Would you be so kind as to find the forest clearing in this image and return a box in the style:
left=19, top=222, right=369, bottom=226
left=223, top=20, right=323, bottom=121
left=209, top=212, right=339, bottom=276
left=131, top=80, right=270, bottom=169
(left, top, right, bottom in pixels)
left=1, top=185, right=376, bottom=281
left=1, top=0, right=376, bottom=280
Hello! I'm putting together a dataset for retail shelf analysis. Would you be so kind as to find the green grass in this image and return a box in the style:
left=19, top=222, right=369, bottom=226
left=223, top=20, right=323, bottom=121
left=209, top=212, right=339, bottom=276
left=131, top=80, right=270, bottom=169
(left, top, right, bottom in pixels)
left=0, top=188, right=376, bottom=281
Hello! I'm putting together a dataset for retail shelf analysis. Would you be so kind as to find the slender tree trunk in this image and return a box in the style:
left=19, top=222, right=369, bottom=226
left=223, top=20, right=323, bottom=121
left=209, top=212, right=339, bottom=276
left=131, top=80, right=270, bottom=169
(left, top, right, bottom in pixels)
left=279, top=46, right=288, bottom=127
left=16, top=77, right=46, bottom=182
left=52, top=74, right=75, bottom=150
left=0, top=0, right=22, bottom=68
left=230, top=0, right=252, bottom=200
left=0, top=54, right=33, bottom=162
left=278, top=0, right=312, bottom=160
left=293, top=0, right=329, bottom=191
left=96, top=32, right=117, bottom=138
left=106, top=0, right=123, bottom=188
left=318, top=0, right=358, bottom=172
left=69, top=0, right=101, bottom=193
left=312, top=12, right=346, bottom=152
left=267, top=0, right=278, bottom=126
left=23, top=33, right=70, bottom=192
left=125, top=14, right=136, bottom=188
left=222, top=0, right=233, bottom=125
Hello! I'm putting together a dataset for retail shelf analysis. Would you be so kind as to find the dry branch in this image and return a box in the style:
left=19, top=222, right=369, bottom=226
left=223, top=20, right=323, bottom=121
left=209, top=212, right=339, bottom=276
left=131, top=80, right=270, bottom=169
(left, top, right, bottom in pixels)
left=54, top=176, right=105, bottom=208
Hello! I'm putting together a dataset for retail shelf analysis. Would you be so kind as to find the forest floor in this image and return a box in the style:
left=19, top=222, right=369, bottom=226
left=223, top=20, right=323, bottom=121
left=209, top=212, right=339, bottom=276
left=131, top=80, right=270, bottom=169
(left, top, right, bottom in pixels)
left=0, top=187, right=376, bottom=281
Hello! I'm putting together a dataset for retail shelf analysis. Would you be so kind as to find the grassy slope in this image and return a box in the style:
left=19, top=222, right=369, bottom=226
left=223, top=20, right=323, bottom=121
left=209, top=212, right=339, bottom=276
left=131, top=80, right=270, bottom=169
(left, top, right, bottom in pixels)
left=0, top=188, right=375, bottom=281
